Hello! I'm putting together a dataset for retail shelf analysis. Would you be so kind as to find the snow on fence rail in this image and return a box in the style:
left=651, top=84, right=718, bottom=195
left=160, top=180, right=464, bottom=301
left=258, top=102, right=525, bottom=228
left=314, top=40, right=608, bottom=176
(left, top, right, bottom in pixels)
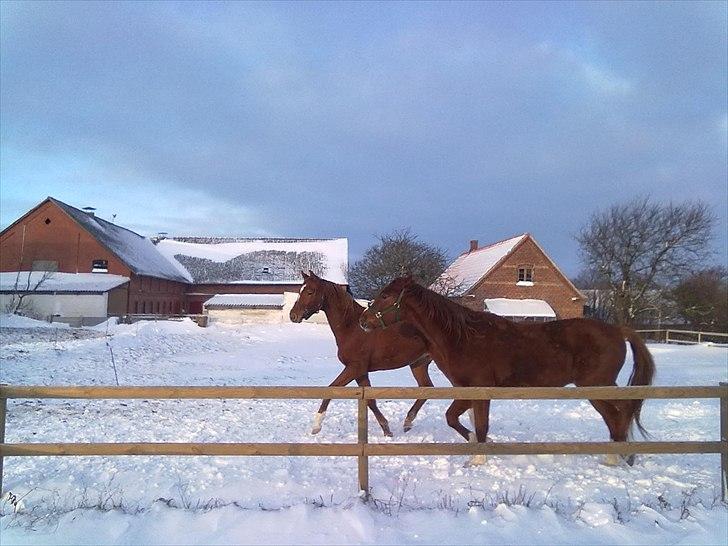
left=0, top=384, right=726, bottom=500
left=637, top=329, right=728, bottom=345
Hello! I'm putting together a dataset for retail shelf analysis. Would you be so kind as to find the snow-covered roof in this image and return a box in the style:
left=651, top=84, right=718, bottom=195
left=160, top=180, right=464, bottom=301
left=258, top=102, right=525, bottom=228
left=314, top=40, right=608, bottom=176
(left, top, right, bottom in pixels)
left=484, top=298, right=556, bottom=318
left=50, top=198, right=191, bottom=283
left=432, top=234, right=527, bottom=296
left=203, top=294, right=285, bottom=309
left=0, top=272, right=130, bottom=293
left=155, top=237, right=348, bottom=285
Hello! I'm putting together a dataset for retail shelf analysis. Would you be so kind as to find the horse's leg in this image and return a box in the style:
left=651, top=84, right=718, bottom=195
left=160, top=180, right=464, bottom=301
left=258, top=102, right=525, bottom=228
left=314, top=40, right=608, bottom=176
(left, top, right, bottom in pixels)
left=403, top=358, right=434, bottom=432
left=467, top=400, right=491, bottom=466
left=578, top=372, right=636, bottom=465
left=445, top=399, right=472, bottom=441
left=356, top=375, right=393, bottom=437
left=311, top=398, right=332, bottom=434
left=311, top=366, right=361, bottom=435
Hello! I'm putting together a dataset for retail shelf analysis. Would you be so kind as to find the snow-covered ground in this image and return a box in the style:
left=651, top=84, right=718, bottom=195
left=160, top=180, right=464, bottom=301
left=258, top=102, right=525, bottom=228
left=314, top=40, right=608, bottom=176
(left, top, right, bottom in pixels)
left=0, top=315, right=726, bottom=545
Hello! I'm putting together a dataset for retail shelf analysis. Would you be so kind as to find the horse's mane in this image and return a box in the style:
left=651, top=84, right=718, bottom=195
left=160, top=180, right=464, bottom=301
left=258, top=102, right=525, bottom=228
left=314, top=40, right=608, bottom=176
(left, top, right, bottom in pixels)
left=404, top=282, right=506, bottom=341
left=319, top=277, right=361, bottom=323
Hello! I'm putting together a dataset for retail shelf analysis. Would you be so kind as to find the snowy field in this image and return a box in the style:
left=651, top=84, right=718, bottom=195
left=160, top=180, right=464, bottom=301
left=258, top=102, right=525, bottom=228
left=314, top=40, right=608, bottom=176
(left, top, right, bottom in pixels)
left=0, top=315, right=726, bottom=545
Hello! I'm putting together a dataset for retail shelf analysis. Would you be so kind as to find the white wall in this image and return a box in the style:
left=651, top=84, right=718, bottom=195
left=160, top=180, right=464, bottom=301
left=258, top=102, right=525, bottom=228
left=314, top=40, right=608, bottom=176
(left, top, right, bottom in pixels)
left=207, top=307, right=284, bottom=324
left=282, top=291, right=329, bottom=324
left=0, top=293, right=108, bottom=320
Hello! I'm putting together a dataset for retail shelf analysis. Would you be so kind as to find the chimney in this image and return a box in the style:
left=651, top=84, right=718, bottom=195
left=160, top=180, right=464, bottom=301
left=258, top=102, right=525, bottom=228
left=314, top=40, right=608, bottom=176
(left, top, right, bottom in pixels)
left=82, top=206, right=96, bottom=217
left=469, top=240, right=478, bottom=252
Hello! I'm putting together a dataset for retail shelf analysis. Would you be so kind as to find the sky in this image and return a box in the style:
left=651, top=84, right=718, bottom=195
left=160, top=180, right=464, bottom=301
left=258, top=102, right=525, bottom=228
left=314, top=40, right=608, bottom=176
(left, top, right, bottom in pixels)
left=1, top=1, right=726, bottom=276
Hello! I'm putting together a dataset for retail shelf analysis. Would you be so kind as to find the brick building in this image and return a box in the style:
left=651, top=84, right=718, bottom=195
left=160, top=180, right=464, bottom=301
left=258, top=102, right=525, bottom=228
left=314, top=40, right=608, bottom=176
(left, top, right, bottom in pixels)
left=0, top=197, right=190, bottom=318
left=0, top=197, right=348, bottom=321
left=433, top=234, right=584, bottom=320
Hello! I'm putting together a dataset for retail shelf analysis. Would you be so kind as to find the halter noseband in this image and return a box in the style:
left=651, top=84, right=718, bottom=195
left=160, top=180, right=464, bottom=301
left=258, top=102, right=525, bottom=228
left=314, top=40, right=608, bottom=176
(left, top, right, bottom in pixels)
left=370, top=288, right=405, bottom=329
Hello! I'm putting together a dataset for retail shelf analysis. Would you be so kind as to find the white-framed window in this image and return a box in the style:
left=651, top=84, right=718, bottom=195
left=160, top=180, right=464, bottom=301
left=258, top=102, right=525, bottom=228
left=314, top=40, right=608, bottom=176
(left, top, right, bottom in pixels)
left=517, top=266, right=533, bottom=284
left=92, top=259, right=109, bottom=273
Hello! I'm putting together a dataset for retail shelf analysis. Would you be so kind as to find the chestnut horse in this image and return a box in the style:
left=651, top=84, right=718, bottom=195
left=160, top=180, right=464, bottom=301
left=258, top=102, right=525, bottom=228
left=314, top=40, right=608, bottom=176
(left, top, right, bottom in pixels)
left=359, top=275, right=655, bottom=465
left=289, top=271, right=434, bottom=436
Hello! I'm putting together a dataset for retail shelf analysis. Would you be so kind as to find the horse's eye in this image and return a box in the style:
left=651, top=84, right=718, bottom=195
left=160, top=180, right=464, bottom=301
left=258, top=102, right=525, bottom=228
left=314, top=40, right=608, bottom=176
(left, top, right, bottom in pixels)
left=307, top=291, right=314, bottom=296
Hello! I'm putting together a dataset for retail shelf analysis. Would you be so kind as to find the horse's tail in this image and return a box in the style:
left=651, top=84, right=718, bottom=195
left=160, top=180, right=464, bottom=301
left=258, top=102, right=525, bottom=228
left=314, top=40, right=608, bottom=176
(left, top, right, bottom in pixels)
left=621, top=326, right=656, bottom=438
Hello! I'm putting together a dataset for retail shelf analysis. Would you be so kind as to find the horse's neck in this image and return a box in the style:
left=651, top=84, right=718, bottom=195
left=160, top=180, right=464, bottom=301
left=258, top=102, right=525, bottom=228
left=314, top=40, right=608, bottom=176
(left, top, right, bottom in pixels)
left=322, top=287, right=362, bottom=337
left=404, top=300, right=458, bottom=366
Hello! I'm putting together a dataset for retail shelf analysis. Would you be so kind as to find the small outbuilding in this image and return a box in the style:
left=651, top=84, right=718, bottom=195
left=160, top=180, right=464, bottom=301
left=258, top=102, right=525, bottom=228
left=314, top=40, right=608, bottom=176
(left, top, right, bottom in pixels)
left=0, top=271, right=130, bottom=326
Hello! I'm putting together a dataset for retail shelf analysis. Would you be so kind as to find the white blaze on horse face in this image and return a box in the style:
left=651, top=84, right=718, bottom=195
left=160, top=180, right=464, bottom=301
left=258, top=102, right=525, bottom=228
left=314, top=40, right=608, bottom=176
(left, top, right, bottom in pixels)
left=311, top=411, right=326, bottom=434
left=299, top=282, right=308, bottom=294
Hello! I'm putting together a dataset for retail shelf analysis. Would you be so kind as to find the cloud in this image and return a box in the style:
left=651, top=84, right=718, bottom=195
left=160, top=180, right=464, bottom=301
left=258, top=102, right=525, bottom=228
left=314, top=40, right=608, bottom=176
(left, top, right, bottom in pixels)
left=0, top=1, right=725, bottom=273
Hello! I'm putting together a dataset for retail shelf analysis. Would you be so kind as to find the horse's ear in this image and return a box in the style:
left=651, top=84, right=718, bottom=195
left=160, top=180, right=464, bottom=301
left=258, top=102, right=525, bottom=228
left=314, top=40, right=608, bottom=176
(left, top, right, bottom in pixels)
left=301, top=270, right=309, bottom=279
left=308, top=270, right=318, bottom=278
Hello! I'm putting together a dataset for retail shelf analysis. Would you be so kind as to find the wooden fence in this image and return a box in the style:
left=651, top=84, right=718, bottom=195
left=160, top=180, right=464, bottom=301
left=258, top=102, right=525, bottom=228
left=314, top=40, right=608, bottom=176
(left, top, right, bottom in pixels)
left=637, top=329, right=728, bottom=345
left=0, top=384, right=726, bottom=501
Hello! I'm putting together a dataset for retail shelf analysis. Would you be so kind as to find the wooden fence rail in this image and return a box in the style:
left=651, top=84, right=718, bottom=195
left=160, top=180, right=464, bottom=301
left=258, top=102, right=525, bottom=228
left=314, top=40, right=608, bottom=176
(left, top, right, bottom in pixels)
left=0, top=384, right=726, bottom=501
left=637, top=329, right=728, bottom=345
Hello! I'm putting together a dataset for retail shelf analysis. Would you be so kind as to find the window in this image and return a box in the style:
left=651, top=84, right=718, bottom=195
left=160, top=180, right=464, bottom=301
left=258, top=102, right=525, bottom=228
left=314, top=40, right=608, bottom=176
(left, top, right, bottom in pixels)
left=517, top=266, right=533, bottom=284
left=92, top=259, right=108, bottom=273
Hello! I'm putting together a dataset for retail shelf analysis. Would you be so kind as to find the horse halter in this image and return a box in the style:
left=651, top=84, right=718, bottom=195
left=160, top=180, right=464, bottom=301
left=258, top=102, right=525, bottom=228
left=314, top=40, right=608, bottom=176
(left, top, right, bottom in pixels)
left=369, top=288, right=406, bottom=329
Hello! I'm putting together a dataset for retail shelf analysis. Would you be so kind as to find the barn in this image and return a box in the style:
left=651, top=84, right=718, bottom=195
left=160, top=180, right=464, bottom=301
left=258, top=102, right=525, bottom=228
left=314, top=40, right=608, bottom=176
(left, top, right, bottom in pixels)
left=154, top=237, right=348, bottom=315
left=433, top=234, right=584, bottom=320
left=0, top=197, right=190, bottom=321
left=0, top=197, right=349, bottom=324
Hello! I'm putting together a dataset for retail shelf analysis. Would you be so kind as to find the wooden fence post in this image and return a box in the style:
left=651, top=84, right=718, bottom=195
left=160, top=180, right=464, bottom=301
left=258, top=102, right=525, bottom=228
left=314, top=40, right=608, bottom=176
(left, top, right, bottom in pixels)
left=720, top=382, right=727, bottom=502
left=0, top=387, right=6, bottom=495
left=358, top=389, right=369, bottom=498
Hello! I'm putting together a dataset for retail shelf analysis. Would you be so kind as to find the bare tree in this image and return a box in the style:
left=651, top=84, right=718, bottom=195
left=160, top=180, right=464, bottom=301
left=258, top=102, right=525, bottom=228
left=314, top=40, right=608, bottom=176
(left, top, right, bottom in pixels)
left=349, top=229, right=450, bottom=299
left=5, top=269, right=55, bottom=317
left=576, top=197, right=715, bottom=325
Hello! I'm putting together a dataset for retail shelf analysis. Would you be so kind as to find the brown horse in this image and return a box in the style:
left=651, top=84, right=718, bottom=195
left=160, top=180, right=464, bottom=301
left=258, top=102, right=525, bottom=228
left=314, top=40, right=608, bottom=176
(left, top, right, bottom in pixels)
left=359, top=275, right=655, bottom=465
left=289, top=271, right=434, bottom=436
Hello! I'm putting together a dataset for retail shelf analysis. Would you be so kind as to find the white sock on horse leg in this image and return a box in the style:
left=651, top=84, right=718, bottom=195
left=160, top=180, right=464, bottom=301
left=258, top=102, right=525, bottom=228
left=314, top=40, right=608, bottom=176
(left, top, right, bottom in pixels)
left=602, top=453, right=621, bottom=466
left=467, top=431, right=486, bottom=466
left=311, top=412, right=326, bottom=434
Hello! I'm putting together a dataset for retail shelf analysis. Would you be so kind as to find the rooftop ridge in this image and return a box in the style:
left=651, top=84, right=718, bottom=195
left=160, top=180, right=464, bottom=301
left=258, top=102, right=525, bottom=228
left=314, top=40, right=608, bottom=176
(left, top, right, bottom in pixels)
left=459, top=233, right=527, bottom=256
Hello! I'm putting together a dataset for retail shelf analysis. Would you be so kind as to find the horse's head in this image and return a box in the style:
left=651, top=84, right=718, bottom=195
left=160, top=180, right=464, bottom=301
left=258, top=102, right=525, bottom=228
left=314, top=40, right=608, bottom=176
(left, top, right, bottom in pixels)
left=289, top=270, right=326, bottom=323
left=359, top=275, right=413, bottom=332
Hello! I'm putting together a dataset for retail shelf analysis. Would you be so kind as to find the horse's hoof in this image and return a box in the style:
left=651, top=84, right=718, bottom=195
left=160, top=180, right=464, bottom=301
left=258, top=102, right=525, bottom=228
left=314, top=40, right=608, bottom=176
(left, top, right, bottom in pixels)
left=311, top=426, right=322, bottom=435
left=383, top=429, right=394, bottom=438
left=403, top=420, right=413, bottom=433
left=601, top=454, right=622, bottom=466
left=624, top=454, right=636, bottom=466
left=465, top=454, right=486, bottom=467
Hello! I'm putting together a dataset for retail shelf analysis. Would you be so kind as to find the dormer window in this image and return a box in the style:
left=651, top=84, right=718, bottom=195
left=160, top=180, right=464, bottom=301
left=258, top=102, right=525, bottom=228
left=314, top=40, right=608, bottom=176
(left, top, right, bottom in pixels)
left=517, top=266, right=533, bottom=286
left=92, top=259, right=109, bottom=273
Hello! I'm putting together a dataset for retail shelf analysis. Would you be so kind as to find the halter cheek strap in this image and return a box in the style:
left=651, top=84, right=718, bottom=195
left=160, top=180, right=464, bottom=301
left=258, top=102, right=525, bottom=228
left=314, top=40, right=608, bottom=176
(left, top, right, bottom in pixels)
left=372, top=288, right=405, bottom=329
